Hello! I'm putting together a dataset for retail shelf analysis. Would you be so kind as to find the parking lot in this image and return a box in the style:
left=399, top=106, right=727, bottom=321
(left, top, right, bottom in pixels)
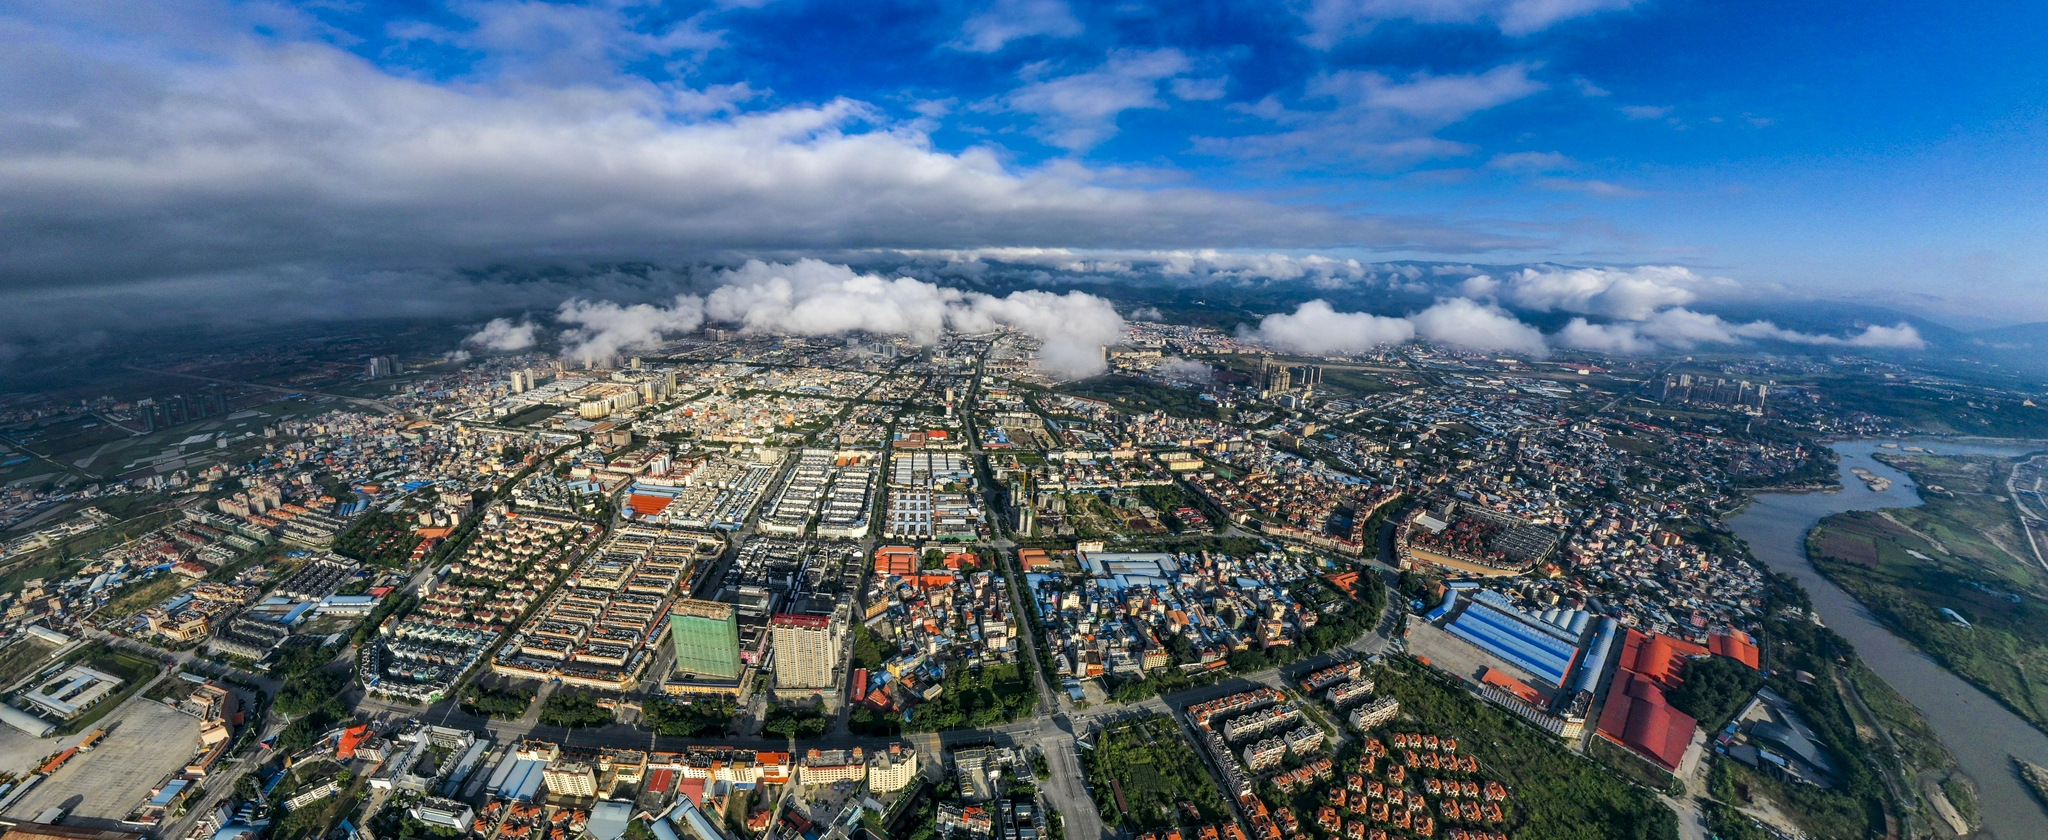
left=4, top=697, right=199, bottom=827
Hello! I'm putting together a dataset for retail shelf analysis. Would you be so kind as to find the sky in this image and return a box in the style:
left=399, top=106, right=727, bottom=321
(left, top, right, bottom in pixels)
left=3, top=0, right=2047, bottom=354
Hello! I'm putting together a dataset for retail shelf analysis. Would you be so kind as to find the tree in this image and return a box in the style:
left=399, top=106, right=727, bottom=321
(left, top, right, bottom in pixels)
left=764, top=704, right=830, bottom=739
left=1667, top=655, right=1765, bottom=730
left=645, top=697, right=734, bottom=737
left=539, top=691, right=614, bottom=728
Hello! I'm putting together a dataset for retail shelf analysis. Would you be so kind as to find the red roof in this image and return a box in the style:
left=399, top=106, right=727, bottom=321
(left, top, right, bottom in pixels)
left=647, top=768, right=675, bottom=794
left=1709, top=630, right=1761, bottom=670
left=337, top=724, right=371, bottom=759
left=677, top=777, right=707, bottom=806
left=1480, top=668, right=1544, bottom=706
left=1597, top=671, right=1696, bottom=772
left=1616, top=629, right=1707, bottom=690
left=772, top=613, right=830, bottom=628
left=627, top=494, right=673, bottom=516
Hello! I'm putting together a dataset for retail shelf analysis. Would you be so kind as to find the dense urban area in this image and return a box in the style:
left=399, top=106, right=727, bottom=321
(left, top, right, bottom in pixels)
left=0, top=318, right=2045, bottom=840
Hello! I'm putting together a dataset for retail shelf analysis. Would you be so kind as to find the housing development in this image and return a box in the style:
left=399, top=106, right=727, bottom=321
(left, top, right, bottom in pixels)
left=0, top=315, right=2038, bottom=840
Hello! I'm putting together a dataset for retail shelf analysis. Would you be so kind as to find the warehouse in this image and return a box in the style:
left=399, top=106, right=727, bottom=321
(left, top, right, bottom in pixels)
left=1443, top=598, right=1581, bottom=687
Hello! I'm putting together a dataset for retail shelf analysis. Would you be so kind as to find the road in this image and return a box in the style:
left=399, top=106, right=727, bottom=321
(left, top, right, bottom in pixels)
left=2006, top=453, right=2048, bottom=576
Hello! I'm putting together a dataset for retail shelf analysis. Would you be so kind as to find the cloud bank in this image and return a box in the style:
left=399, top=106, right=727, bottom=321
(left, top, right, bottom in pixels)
left=477, top=260, right=1126, bottom=377
left=1244, top=297, right=1545, bottom=357
left=464, top=317, right=540, bottom=352
left=1470, top=266, right=1927, bottom=353
left=1245, top=266, right=1924, bottom=359
left=0, top=2, right=1517, bottom=305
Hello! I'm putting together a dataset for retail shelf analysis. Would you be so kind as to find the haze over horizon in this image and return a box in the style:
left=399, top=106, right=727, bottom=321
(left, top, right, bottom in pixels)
left=4, top=0, right=2047, bottom=363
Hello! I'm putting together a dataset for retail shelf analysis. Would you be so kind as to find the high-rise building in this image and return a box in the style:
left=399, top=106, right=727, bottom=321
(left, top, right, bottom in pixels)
left=509, top=370, right=530, bottom=394
left=541, top=761, right=598, bottom=798
left=771, top=608, right=846, bottom=690
left=668, top=599, right=743, bottom=682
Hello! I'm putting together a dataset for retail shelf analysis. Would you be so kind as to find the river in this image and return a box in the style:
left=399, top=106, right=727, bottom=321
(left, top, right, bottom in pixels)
left=1726, top=439, right=2048, bottom=839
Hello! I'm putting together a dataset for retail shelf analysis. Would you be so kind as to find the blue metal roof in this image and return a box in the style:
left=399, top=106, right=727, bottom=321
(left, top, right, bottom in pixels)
left=1447, top=601, right=1579, bottom=686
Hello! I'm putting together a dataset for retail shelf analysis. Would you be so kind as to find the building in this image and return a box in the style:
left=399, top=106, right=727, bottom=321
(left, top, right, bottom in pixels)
left=668, top=599, right=743, bottom=682
left=771, top=608, right=846, bottom=690
left=543, top=761, right=599, bottom=799
left=21, top=665, right=123, bottom=721
left=408, top=798, right=476, bottom=833
left=867, top=744, right=919, bottom=793
left=1594, top=630, right=1707, bottom=774
left=799, top=748, right=866, bottom=785
left=1244, top=738, right=1286, bottom=771
left=1348, top=696, right=1400, bottom=730
left=938, top=804, right=994, bottom=837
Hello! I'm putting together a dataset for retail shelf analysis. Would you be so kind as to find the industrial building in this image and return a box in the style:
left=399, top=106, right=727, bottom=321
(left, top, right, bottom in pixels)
left=1594, top=629, right=1708, bottom=774
left=1441, top=592, right=1582, bottom=687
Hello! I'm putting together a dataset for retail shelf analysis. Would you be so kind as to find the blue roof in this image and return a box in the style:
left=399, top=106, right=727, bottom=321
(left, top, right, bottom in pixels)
left=1447, top=601, right=1579, bottom=686
left=499, top=758, right=548, bottom=801
left=1424, top=590, right=1459, bottom=622
left=149, top=778, right=191, bottom=807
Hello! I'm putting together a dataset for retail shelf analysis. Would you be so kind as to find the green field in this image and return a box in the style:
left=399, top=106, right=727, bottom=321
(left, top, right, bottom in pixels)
left=98, top=573, right=193, bottom=623
left=0, top=638, right=60, bottom=685
left=332, top=511, right=423, bottom=568
left=1810, top=505, right=2048, bottom=732
left=1059, top=375, right=1220, bottom=420
left=1082, top=716, right=1230, bottom=832
left=501, top=403, right=563, bottom=427
left=1816, top=377, right=2048, bottom=438
left=904, top=662, right=1037, bottom=731
left=1874, top=453, right=2048, bottom=592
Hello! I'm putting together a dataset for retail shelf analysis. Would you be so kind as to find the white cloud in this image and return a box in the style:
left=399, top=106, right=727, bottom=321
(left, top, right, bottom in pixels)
left=464, top=317, right=540, bottom=352
left=393, top=1, right=724, bottom=85
left=1201, top=63, right=1544, bottom=164
left=556, top=294, right=705, bottom=363
left=953, top=0, right=1085, bottom=53
left=705, top=260, right=1125, bottom=377
left=1555, top=319, right=1656, bottom=354
left=1840, top=323, right=1927, bottom=349
left=0, top=7, right=1513, bottom=303
left=1169, top=76, right=1230, bottom=101
left=1410, top=297, right=1549, bottom=355
left=1536, top=178, right=1647, bottom=198
left=1156, top=357, right=1214, bottom=383
left=1621, top=104, right=1674, bottom=120
left=708, top=259, right=959, bottom=343
left=1298, top=0, right=1641, bottom=48
left=1495, top=266, right=1711, bottom=320
left=1244, top=297, right=1548, bottom=357
left=1244, top=300, right=1416, bottom=355
left=1555, top=308, right=1928, bottom=353
left=1003, top=49, right=1195, bottom=150
left=1487, top=151, right=1574, bottom=171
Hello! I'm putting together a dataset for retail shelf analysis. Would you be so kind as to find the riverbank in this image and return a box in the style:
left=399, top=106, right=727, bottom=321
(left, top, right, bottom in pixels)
left=1727, top=438, right=2048, bottom=840
left=1809, top=508, right=2048, bottom=736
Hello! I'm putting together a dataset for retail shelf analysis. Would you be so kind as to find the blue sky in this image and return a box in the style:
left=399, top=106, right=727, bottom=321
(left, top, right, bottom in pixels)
left=3, top=0, right=2047, bottom=332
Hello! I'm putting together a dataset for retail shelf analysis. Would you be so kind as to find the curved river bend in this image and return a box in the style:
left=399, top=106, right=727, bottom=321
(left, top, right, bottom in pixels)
left=1727, top=439, right=2048, bottom=839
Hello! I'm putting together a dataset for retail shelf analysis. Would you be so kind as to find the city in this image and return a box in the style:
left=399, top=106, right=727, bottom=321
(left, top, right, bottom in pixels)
left=2, top=310, right=2046, bottom=840
left=3, top=4, right=2048, bottom=840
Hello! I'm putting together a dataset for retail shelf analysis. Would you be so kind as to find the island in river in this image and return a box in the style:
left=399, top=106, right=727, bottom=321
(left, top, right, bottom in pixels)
left=1731, top=439, right=2048, bottom=840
